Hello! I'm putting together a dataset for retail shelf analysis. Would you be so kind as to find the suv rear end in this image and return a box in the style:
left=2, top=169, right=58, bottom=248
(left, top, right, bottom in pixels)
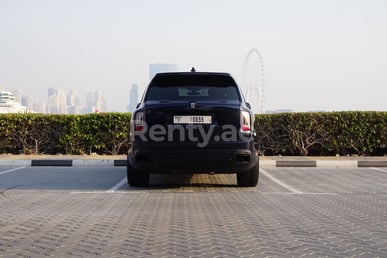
left=127, top=71, right=259, bottom=187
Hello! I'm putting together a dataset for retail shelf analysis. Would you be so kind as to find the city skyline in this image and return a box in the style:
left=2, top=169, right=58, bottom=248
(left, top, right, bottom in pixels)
left=0, top=85, right=108, bottom=114
left=0, top=62, right=182, bottom=114
left=1, top=0, right=386, bottom=112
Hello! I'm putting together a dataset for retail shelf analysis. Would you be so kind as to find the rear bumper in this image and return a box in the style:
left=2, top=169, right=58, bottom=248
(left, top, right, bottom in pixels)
left=128, top=142, right=258, bottom=173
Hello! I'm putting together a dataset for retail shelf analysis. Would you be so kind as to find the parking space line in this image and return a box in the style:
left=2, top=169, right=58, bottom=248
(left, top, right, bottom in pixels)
left=106, top=177, right=127, bottom=192
left=260, top=168, right=303, bottom=194
left=371, top=167, right=387, bottom=173
left=70, top=191, right=145, bottom=194
left=0, top=167, right=25, bottom=175
left=262, top=192, right=338, bottom=195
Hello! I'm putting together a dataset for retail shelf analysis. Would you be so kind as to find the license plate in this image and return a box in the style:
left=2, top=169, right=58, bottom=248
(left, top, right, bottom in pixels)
left=173, top=115, right=212, bottom=124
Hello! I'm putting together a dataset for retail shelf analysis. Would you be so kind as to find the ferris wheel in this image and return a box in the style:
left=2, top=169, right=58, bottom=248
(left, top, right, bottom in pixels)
left=241, top=48, right=265, bottom=114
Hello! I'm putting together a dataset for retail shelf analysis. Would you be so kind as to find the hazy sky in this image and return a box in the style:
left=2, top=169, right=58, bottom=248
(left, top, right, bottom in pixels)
left=1, top=0, right=386, bottom=112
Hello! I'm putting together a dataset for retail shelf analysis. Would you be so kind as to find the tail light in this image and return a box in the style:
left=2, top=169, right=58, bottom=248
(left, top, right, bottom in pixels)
left=240, top=111, right=251, bottom=133
left=134, top=111, right=145, bottom=131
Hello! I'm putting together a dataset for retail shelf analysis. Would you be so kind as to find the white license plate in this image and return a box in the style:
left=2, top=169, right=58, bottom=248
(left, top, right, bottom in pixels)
left=173, top=115, right=212, bottom=124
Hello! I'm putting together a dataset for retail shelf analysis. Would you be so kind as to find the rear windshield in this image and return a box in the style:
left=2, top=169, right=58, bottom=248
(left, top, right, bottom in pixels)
left=150, top=74, right=237, bottom=87
left=145, top=74, right=241, bottom=101
left=145, top=86, right=240, bottom=101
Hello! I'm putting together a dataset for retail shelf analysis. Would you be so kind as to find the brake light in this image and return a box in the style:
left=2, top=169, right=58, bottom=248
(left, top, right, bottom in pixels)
left=240, top=111, right=251, bottom=133
left=134, top=111, right=145, bottom=131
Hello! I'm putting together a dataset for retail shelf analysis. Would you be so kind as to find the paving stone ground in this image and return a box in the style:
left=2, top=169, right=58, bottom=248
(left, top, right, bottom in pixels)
left=0, top=167, right=387, bottom=257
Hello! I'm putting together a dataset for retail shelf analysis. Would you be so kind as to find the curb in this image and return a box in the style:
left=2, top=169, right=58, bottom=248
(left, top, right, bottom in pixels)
left=0, top=159, right=386, bottom=168
left=0, top=159, right=127, bottom=167
left=261, top=160, right=387, bottom=168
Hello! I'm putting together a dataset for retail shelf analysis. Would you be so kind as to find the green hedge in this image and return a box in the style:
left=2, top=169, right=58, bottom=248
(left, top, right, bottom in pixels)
left=0, top=111, right=385, bottom=156
left=255, top=111, right=386, bottom=156
left=0, top=113, right=131, bottom=155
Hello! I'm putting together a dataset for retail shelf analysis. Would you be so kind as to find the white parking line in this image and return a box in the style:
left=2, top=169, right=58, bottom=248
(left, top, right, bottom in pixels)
left=70, top=191, right=145, bottom=194
left=0, top=167, right=25, bottom=175
left=262, top=192, right=338, bottom=195
left=371, top=167, right=387, bottom=173
left=106, top=177, right=127, bottom=193
left=260, top=168, right=303, bottom=194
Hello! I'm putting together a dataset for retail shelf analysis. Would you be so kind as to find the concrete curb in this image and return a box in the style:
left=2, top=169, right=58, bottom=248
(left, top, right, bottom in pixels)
left=261, top=160, right=386, bottom=168
left=0, top=160, right=32, bottom=167
left=0, top=159, right=386, bottom=168
left=0, top=159, right=125, bottom=167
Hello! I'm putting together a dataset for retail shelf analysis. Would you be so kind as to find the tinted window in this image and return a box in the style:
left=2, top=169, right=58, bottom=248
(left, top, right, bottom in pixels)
left=150, top=74, right=237, bottom=87
left=145, top=86, right=240, bottom=101
left=145, top=74, right=241, bottom=101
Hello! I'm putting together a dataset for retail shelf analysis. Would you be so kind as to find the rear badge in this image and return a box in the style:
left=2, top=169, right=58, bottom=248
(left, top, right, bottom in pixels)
left=190, top=102, right=196, bottom=109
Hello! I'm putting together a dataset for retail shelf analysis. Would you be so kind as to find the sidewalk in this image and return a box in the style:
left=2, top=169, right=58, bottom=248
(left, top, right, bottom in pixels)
left=0, top=154, right=386, bottom=168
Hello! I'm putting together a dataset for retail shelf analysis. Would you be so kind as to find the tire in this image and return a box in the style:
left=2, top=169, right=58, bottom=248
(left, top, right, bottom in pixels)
left=237, top=162, right=259, bottom=187
left=127, top=161, right=150, bottom=187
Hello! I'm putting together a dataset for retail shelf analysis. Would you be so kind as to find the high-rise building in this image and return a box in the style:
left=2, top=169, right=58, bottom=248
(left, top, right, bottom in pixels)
left=21, top=96, right=34, bottom=111
left=67, top=89, right=81, bottom=106
left=47, top=88, right=68, bottom=114
left=12, top=89, right=22, bottom=104
left=149, top=63, right=178, bottom=80
left=47, top=88, right=58, bottom=114
left=47, top=88, right=59, bottom=114
left=94, top=90, right=107, bottom=113
left=56, top=89, right=67, bottom=114
left=85, top=90, right=107, bottom=113
left=127, top=83, right=139, bottom=112
left=67, top=89, right=82, bottom=114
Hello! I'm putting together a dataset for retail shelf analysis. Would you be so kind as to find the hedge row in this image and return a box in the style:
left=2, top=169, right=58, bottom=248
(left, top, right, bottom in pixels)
left=0, top=113, right=131, bottom=155
left=255, top=111, right=386, bottom=156
left=0, top=112, right=385, bottom=156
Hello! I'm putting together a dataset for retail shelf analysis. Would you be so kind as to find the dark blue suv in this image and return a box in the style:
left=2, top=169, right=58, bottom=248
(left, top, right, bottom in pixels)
left=127, top=71, right=259, bottom=187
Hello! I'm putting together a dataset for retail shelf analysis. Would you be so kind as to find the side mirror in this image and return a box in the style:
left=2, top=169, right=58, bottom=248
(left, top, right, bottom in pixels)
left=136, top=103, right=141, bottom=108
left=246, top=102, right=251, bottom=109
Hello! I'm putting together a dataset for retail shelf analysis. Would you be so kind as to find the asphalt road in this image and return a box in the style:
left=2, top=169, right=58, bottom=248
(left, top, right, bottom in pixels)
left=1, top=166, right=387, bottom=257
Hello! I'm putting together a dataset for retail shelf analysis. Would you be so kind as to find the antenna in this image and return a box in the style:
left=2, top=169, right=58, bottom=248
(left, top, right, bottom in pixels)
left=190, top=67, right=196, bottom=72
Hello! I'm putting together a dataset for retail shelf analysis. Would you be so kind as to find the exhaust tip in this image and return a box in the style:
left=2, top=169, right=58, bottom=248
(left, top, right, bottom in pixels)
left=236, top=154, right=250, bottom=164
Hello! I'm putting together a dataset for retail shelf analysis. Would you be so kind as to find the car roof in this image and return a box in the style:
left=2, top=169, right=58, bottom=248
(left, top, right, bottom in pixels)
left=154, top=71, right=232, bottom=77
